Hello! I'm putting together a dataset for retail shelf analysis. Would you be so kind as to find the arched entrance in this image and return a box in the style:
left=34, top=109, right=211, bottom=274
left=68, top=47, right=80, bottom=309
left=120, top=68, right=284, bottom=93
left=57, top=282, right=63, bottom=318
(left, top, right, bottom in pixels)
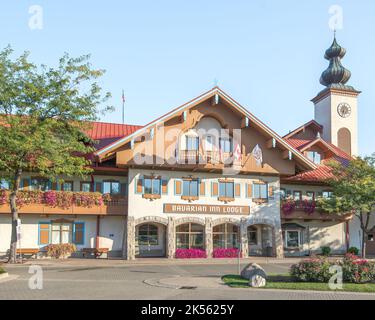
left=247, top=224, right=275, bottom=257
left=134, top=217, right=168, bottom=257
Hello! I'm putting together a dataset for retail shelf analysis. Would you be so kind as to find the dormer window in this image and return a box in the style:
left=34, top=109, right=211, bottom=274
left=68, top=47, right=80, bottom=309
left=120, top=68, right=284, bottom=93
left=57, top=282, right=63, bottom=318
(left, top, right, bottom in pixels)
left=306, top=151, right=321, bottom=164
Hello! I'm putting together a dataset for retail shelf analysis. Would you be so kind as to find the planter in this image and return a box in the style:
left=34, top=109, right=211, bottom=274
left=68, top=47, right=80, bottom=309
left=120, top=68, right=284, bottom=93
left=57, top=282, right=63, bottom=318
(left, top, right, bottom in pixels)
left=213, top=248, right=239, bottom=258
left=175, top=249, right=206, bottom=259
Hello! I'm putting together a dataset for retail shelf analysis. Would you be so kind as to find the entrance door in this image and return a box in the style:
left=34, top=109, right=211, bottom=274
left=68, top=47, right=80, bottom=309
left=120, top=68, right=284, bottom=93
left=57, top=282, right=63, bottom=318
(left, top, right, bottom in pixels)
left=136, top=224, right=166, bottom=257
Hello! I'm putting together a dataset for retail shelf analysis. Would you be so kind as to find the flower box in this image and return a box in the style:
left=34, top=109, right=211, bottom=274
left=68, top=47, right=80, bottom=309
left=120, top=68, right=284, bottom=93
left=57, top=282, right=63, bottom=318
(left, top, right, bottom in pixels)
left=175, top=248, right=206, bottom=259
left=213, top=248, right=239, bottom=258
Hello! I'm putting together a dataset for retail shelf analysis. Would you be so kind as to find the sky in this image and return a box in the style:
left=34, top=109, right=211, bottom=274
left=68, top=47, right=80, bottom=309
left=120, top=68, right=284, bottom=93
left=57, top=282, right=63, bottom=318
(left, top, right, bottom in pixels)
left=1, top=0, right=374, bottom=156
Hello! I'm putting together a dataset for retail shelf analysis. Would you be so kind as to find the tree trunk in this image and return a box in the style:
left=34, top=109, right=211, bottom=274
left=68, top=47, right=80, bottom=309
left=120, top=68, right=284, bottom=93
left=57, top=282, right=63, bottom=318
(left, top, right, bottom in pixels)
left=361, top=230, right=366, bottom=259
left=7, top=170, right=22, bottom=264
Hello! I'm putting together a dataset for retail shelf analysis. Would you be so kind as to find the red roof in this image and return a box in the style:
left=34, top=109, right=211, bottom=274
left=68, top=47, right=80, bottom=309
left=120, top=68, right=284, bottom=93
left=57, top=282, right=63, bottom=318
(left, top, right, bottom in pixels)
left=283, top=129, right=352, bottom=183
left=86, top=122, right=143, bottom=140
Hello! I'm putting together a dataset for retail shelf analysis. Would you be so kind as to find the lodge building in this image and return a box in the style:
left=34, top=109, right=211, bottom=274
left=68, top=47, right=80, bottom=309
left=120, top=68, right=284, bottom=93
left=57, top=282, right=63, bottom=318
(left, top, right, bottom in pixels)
left=0, top=37, right=374, bottom=259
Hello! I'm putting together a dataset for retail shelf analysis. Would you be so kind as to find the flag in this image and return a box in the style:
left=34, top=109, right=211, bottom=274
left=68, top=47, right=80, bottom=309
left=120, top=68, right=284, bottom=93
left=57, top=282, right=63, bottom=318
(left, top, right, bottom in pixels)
left=252, top=144, right=263, bottom=166
left=122, top=90, right=125, bottom=103
left=233, top=143, right=241, bottom=162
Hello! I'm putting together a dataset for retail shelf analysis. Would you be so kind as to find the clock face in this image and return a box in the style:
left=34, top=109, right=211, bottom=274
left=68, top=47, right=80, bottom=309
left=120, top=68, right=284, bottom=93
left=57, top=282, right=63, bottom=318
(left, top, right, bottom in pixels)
left=337, top=103, right=351, bottom=118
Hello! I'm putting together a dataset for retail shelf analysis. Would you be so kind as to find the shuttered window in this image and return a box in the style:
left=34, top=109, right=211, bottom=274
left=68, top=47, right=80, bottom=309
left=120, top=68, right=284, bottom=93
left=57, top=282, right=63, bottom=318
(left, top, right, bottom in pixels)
left=253, top=183, right=268, bottom=200
left=38, top=223, right=50, bottom=245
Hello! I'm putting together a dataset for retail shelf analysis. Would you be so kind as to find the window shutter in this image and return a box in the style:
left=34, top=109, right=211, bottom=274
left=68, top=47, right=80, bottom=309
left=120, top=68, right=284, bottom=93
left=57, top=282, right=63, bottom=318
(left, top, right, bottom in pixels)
left=268, top=185, right=274, bottom=199
left=211, top=182, right=218, bottom=197
left=199, top=181, right=205, bottom=196
left=174, top=180, right=182, bottom=196
left=73, top=223, right=85, bottom=245
left=234, top=183, right=241, bottom=198
left=161, top=179, right=168, bottom=195
left=95, top=182, right=102, bottom=193
left=22, top=178, right=30, bottom=190
left=247, top=183, right=253, bottom=198
left=39, top=223, right=50, bottom=245
left=135, top=178, right=143, bottom=194
left=120, top=183, right=127, bottom=195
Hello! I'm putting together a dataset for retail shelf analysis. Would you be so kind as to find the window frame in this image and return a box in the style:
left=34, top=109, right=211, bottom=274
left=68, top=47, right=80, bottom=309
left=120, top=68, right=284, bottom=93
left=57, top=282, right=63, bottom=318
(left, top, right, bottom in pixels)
left=185, top=135, right=199, bottom=151
left=103, top=180, right=121, bottom=195
left=182, top=179, right=199, bottom=198
left=176, top=223, right=204, bottom=250
left=283, top=230, right=301, bottom=249
left=212, top=223, right=239, bottom=249
left=219, top=137, right=232, bottom=153
left=80, top=182, right=92, bottom=192
left=61, top=181, right=74, bottom=192
left=137, top=224, right=159, bottom=246
left=247, top=226, right=258, bottom=245
left=253, top=183, right=268, bottom=201
left=143, top=177, right=161, bottom=195
left=219, top=181, right=234, bottom=199
left=30, top=178, right=51, bottom=191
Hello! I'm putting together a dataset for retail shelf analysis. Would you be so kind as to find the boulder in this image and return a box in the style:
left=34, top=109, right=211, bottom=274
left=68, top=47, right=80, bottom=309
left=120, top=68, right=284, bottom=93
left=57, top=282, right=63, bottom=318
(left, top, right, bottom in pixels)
left=240, top=263, right=267, bottom=288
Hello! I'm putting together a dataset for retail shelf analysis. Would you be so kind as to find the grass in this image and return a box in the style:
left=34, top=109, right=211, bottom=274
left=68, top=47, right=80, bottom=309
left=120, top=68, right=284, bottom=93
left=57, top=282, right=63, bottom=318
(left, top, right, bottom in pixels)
left=222, top=274, right=375, bottom=293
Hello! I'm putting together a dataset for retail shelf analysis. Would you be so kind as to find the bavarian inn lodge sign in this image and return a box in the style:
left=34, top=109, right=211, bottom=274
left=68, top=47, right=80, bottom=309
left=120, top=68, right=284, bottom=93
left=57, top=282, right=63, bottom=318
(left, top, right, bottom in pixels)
left=163, top=203, right=250, bottom=215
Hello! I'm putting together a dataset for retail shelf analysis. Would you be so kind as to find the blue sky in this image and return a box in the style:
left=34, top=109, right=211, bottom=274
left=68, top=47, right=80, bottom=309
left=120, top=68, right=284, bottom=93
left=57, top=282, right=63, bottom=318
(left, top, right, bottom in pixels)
left=1, top=1, right=374, bottom=155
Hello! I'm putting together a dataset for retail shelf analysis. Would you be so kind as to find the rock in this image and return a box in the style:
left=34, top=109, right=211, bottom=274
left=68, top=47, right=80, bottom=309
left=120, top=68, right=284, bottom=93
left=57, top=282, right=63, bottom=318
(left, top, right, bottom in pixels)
left=250, top=274, right=266, bottom=288
left=240, top=263, right=267, bottom=281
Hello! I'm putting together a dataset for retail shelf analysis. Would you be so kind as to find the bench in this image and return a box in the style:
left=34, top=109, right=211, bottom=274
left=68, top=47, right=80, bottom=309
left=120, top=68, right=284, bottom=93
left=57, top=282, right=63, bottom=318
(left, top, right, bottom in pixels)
left=81, top=248, right=109, bottom=259
left=16, top=248, right=39, bottom=258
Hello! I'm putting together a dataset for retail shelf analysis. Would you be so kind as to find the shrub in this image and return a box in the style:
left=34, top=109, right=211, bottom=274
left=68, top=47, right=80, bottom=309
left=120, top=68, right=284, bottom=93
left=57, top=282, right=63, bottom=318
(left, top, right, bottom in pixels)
left=175, top=248, right=206, bottom=259
left=321, top=246, right=331, bottom=257
left=213, top=248, right=239, bottom=258
left=290, top=257, right=332, bottom=282
left=44, top=243, right=77, bottom=259
left=347, top=247, right=360, bottom=255
left=339, top=253, right=375, bottom=284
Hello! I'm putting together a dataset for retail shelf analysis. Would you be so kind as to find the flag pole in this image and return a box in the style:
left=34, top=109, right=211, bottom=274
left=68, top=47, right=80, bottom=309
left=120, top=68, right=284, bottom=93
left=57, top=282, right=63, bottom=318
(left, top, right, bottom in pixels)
left=122, top=90, right=125, bottom=124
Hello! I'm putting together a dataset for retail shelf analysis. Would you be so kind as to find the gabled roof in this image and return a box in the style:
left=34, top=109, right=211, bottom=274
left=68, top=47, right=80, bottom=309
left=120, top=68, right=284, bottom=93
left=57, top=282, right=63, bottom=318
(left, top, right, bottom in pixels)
left=94, top=87, right=317, bottom=170
left=283, top=131, right=352, bottom=184
left=283, top=120, right=323, bottom=140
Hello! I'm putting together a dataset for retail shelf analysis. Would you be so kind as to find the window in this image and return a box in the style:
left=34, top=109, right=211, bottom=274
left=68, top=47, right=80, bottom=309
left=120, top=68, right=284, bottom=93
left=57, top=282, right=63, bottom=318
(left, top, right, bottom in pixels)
left=182, top=180, right=199, bottom=197
left=185, top=136, right=199, bottom=151
left=81, top=182, right=92, bottom=192
left=219, top=182, right=234, bottom=198
left=280, top=188, right=286, bottom=200
left=306, top=151, right=321, bottom=164
left=30, top=178, right=51, bottom=191
left=61, top=181, right=73, bottom=192
left=103, top=181, right=120, bottom=195
left=176, top=223, right=204, bottom=249
left=368, top=234, right=374, bottom=242
left=205, top=135, right=213, bottom=151
left=253, top=183, right=268, bottom=200
left=138, top=224, right=159, bottom=246
left=306, top=191, right=315, bottom=201
left=144, top=177, right=161, bottom=195
left=219, top=137, right=232, bottom=153
left=51, top=222, right=72, bottom=244
left=0, top=179, right=10, bottom=190
left=283, top=230, right=301, bottom=248
left=322, top=191, right=333, bottom=199
left=213, top=224, right=239, bottom=249
left=293, top=191, right=302, bottom=201
left=247, top=226, right=258, bottom=245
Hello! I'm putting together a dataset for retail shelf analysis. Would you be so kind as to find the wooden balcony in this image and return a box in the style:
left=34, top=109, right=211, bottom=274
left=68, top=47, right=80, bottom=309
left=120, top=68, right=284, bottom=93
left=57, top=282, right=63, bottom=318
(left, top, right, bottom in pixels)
left=280, top=200, right=352, bottom=222
left=0, top=192, right=127, bottom=216
left=177, top=150, right=240, bottom=166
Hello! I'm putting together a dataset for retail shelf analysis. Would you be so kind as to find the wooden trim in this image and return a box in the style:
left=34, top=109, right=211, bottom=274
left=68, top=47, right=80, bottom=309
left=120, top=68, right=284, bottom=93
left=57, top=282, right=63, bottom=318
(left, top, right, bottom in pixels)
left=218, top=196, right=235, bottom=203
left=142, top=194, right=161, bottom=200
left=181, top=195, right=199, bottom=201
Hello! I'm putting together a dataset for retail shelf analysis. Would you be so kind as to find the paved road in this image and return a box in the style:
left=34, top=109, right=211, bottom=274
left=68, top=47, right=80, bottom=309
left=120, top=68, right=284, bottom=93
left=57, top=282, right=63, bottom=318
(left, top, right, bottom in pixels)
left=0, top=261, right=374, bottom=300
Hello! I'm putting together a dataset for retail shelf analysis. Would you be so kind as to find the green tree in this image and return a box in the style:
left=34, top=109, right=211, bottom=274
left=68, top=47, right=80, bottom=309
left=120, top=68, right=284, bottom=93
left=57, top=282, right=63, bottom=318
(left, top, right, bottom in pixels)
left=317, top=155, right=375, bottom=258
left=0, top=47, right=112, bottom=263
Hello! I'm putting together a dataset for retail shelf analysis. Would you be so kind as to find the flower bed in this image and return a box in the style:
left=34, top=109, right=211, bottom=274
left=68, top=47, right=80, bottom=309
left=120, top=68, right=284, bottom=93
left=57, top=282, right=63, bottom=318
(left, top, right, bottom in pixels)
left=0, top=189, right=112, bottom=209
left=291, top=254, right=375, bottom=284
left=213, top=248, right=239, bottom=258
left=175, top=248, right=206, bottom=259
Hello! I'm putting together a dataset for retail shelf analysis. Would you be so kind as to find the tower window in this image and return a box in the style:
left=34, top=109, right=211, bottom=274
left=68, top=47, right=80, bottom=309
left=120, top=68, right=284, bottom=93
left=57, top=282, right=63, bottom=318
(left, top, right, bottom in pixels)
left=306, top=151, right=321, bottom=164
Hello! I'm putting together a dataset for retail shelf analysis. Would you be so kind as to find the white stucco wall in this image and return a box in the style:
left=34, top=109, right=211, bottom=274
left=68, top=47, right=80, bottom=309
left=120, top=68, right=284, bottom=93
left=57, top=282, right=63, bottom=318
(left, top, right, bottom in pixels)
left=0, top=215, right=125, bottom=254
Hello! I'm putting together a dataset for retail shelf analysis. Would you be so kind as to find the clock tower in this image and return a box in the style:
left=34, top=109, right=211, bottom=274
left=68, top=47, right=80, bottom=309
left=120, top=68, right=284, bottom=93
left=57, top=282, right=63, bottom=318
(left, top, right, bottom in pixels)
left=312, top=36, right=360, bottom=156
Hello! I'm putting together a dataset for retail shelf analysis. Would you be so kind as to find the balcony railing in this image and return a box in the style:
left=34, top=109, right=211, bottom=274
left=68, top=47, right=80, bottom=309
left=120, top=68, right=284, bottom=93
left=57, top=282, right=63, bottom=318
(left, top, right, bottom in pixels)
left=280, top=199, right=352, bottom=221
left=177, top=150, right=239, bottom=166
left=0, top=190, right=127, bottom=216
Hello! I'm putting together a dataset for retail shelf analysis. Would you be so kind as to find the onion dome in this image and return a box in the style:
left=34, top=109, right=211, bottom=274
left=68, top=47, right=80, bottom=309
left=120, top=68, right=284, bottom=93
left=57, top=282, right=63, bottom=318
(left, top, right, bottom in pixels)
left=319, top=36, right=354, bottom=90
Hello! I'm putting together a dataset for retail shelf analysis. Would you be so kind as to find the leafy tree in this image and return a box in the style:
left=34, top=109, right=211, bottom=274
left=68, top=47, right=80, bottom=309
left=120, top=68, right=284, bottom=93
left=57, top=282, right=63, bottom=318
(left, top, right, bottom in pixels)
left=317, top=155, right=375, bottom=258
left=0, top=46, right=112, bottom=263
